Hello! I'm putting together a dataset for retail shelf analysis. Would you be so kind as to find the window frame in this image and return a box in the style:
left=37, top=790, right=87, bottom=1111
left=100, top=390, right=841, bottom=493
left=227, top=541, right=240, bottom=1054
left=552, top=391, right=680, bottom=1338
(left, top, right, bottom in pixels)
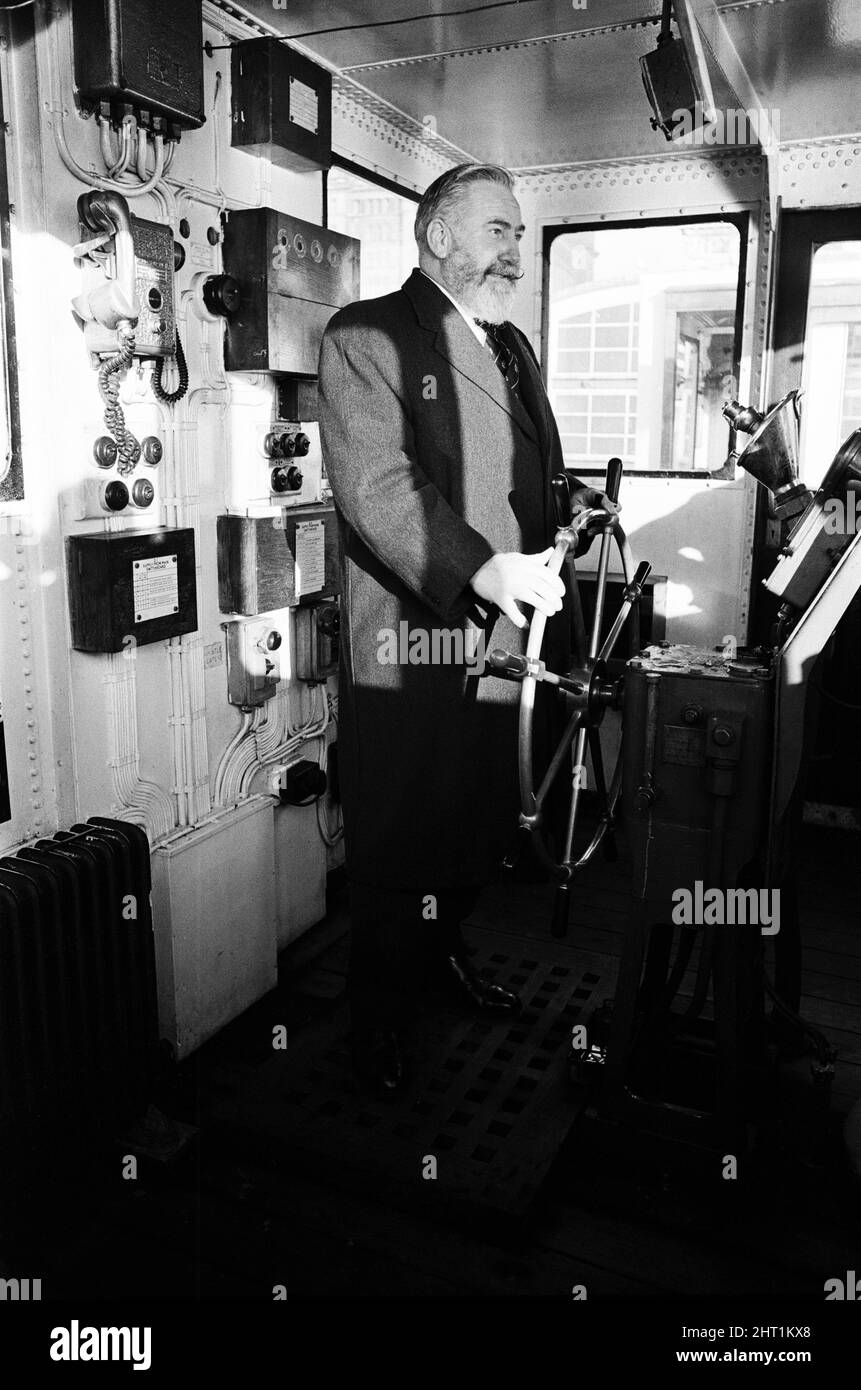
left=0, top=58, right=21, bottom=504
left=329, top=155, right=421, bottom=208
left=750, top=206, right=861, bottom=643
left=540, top=212, right=750, bottom=479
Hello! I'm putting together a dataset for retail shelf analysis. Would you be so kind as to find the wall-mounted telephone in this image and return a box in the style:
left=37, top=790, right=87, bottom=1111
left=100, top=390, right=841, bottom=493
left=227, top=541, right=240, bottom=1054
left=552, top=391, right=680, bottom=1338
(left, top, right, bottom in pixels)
left=73, top=191, right=178, bottom=362
left=72, top=191, right=186, bottom=516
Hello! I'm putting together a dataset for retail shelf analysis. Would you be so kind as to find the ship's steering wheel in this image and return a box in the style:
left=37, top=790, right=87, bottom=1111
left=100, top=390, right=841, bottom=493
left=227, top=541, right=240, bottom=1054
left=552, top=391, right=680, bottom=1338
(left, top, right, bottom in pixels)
left=488, top=458, right=651, bottom=937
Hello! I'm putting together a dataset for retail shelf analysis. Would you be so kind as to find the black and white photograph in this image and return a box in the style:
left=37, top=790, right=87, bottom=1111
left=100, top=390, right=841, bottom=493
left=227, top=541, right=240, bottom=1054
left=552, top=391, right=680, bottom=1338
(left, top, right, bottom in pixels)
left=0, top=0, right=859, bottom=1368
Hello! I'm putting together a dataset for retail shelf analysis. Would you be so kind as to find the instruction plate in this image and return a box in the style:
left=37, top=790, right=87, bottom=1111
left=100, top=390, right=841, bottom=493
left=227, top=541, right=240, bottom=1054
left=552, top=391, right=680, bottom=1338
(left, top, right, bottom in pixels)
left=294, top=519, right=325, bottom=598
left=289, top=77, right=319, bottom=134
left=133, top=554, right=179, bottom=623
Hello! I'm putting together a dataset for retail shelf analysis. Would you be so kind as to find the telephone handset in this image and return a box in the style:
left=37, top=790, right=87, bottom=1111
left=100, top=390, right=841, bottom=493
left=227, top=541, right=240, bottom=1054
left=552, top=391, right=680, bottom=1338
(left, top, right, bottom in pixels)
left=72, top=191, right=139, bottom=333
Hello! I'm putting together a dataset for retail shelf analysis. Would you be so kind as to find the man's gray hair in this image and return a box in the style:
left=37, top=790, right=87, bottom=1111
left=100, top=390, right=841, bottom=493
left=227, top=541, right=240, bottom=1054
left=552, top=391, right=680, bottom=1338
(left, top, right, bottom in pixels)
left=414, top=163, right=515, bottom=249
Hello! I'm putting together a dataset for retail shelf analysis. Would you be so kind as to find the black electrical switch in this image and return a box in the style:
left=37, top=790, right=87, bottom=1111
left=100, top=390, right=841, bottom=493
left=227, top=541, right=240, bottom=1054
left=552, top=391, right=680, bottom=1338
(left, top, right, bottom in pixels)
left=280, top=759, right=327, bottom=806
left=203, top=274, right=242, bottom=318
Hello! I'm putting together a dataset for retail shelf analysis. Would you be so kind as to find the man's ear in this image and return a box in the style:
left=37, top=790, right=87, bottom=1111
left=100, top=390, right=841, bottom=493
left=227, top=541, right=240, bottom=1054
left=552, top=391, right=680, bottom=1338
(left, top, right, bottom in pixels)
left=426, top=217, right=450, bottom=260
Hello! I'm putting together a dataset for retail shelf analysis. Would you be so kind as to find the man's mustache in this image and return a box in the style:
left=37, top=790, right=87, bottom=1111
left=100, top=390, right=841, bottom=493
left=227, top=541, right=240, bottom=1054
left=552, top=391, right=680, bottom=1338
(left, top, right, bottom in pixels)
left=486, top=266, right=524, bottom=281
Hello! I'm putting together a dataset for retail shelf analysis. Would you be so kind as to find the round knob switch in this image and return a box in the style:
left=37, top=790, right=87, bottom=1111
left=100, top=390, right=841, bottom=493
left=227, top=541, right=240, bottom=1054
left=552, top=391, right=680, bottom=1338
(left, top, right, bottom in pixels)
left=93, top=436, right=118, bottom=469
left=271, top=465, right=303, bottom=493
left=142, top=436, right=163, bottom=466
left=712, top=726, right=735, bottom=747
left=202, top=274, right=241, bottom=317
left=131, top=479, right=155, bottom=508
left=101, top=480, right=129, bottom=512
left=293, top=432, right=311, bottom=457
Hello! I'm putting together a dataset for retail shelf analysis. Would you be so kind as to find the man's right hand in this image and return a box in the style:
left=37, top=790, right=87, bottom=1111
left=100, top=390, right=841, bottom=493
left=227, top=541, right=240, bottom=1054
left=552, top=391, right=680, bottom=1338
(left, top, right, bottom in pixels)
left=469, top=549, right=565, bottom=629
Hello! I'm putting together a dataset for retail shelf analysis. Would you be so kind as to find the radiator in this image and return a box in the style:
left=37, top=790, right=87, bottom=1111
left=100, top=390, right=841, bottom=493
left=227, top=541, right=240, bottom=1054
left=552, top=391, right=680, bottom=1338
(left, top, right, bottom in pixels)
left=0, top=817, right=158, bottom=1151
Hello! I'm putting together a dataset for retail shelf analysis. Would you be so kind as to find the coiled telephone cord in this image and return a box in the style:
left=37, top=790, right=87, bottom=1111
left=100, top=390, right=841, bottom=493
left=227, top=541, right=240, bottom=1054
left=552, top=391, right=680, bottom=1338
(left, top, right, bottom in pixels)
left=98, top=319, right=140, bottom=476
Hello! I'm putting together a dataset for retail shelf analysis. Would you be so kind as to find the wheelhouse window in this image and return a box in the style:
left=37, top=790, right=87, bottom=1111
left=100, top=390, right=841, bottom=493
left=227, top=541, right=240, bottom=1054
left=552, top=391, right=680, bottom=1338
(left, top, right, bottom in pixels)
left=798, top=240, right=861, bottom=485
left=544, top=219, right=746, bottom=474
left=327, top=163, right=419, bottom=300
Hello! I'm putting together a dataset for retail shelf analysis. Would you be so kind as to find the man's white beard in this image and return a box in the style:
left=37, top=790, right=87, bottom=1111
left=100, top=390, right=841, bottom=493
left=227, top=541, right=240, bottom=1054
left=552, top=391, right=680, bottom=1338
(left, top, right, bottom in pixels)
left=470, top=272, right=518, bottom=324
left=444, top=253, right=519, bottom=324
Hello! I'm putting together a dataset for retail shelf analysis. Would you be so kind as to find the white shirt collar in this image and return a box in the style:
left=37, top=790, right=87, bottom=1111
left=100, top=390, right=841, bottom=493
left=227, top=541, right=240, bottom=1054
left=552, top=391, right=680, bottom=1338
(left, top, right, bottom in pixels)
left=419, top=269, right=488, bottom=344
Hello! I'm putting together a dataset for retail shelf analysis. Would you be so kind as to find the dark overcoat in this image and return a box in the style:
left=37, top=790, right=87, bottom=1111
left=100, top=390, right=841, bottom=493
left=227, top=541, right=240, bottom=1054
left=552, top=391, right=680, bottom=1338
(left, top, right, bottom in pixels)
left=317, top=268, right=568, bottom=893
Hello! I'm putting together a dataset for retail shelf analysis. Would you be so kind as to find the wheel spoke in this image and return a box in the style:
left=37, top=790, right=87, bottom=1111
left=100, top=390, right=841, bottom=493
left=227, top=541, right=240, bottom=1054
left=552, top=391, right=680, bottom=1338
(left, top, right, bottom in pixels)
left=566, top=555, right=589, bottom=669
left=535, top=709, right=581, bottom=810
left=598, top=559, right=652, bottom=662
left=586, top=727, right=609, bottom=816
left=560, top=725, right=589, bottom=868
left=588, top=524, right=615, bottom=660
left=598, top=597, right=635, bottom=663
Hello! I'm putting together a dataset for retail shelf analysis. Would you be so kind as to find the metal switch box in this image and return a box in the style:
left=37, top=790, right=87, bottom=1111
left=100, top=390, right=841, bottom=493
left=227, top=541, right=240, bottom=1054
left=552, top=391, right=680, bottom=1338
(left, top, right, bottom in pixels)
left=221, top=208, right=359, bottom=376
left=217, top=507, right=340, bottom=616
left=224, top=616, right=286, bottom=708
left=72, top=0, right=206, bottom=129
left=230, top=38, right=332, bottom=173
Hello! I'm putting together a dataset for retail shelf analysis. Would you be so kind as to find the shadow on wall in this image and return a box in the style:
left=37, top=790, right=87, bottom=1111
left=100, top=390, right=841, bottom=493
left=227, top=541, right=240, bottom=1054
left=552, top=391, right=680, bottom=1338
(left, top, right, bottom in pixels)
left=622, top=484, right=751, bottom=647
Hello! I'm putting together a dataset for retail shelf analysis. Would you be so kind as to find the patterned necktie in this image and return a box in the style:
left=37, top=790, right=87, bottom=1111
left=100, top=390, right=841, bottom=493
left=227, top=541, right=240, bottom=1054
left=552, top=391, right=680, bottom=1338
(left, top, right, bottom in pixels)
left=475, top=319, right=520, bottom=396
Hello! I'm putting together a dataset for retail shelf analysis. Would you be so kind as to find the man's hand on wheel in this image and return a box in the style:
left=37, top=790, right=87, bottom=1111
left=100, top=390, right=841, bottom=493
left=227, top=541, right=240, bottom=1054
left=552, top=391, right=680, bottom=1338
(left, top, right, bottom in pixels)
left=470, top=549, right=565, bottom=629
left=568, top=485, right=621, bottom=558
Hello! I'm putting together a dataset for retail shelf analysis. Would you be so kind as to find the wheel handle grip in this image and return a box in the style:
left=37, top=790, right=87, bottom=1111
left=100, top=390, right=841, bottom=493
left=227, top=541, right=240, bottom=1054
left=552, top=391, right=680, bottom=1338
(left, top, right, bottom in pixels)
left=488, top=648, right=528, bottom=678
left=550, top=473, right=572, bottom=528
left=605, top=457, right=623, bottom=506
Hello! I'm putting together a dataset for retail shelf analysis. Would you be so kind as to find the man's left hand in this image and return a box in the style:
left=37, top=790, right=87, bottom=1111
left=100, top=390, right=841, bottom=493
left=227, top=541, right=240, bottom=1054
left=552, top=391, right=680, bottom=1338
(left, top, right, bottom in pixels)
left=568, top=485, right=621, bottom=558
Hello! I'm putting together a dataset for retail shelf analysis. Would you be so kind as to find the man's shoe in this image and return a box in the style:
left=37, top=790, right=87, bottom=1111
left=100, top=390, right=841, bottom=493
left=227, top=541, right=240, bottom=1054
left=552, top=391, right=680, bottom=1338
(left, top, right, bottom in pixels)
left=351, top=1028, right=407, bottom=1093
left=443, top=952, right=521, bottom=1014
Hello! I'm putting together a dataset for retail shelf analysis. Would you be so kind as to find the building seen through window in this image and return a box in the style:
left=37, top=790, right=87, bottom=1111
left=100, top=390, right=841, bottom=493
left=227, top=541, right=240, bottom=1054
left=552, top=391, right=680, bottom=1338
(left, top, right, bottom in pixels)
left=547, top=222, right=743, bottom=473
left=327, top=165, right=418, bottom=301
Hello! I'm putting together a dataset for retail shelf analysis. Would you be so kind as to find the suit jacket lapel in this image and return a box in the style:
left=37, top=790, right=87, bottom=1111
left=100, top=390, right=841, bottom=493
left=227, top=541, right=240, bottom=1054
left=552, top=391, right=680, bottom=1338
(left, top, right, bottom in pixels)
left=402, top=270, right=539, bottom=444
left=503, top=321, right=552, bottom=463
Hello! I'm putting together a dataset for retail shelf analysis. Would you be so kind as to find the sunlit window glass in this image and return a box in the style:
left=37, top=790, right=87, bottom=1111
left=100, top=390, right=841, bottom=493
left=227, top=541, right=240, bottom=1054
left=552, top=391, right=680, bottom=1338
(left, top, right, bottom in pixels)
left=327, top=166, right=418, bottom=300
left=799, top=241, right=861, bottom=486
left=547, top=223, right=743, bottom=473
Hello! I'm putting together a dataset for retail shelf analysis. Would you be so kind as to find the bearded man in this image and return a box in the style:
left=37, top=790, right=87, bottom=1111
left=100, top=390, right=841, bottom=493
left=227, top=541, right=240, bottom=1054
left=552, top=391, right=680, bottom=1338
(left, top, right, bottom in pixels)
left=318, top=163, right=607, bottom=1091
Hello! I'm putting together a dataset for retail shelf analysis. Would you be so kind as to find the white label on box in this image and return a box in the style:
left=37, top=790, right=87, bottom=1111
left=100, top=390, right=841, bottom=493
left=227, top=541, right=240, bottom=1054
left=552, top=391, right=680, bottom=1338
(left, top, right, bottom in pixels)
left=133, top=554, right=179, bottom=623
left=289, top=76, right=319, bottom=134
left=294, top=520, right=325, bottom=598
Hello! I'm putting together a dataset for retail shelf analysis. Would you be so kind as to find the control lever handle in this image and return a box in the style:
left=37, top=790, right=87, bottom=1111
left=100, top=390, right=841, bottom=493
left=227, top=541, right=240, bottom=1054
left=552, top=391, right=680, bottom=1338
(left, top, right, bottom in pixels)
left=550, top=473, right=572, bottom=528
left=604, top=457, right=623, bottom=506
left=631, top=560, right=652, bottom=591
left=488, top=648, right=529, bottom=680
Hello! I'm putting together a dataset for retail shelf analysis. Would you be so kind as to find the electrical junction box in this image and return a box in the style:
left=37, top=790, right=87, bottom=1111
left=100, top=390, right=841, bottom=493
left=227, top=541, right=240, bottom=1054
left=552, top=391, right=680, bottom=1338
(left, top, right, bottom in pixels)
left=217, top=507, right=340, bottom=616
left=224, top=612, right=289, bottom=708
left=66, top=527, right=198, bottom=652
left=69, top=428, right=164, bottom=525
left=71, top=473, right=161, bottom=524
left=231, top=38, right=332, bottom=173
left=72, top=0, right=206, bottom=130
left=295, top=599, right=340, bottom=684
left=221, top=208, right=360, bottom=376
left=225, top=419, right=324, bottom=516
left=640, top=37, right=702, bottom=141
